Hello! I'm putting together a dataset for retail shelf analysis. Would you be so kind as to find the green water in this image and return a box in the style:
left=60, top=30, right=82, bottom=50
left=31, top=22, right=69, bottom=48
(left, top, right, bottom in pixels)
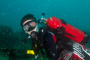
left=0, top=0, right=90, bottom=60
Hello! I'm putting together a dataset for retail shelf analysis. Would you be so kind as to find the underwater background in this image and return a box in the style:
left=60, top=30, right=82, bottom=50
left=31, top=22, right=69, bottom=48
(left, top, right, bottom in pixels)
left=0, top=0, right=90, bottom=60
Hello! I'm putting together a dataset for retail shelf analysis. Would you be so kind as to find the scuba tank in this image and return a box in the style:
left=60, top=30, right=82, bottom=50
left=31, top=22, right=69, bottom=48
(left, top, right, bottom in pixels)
left=46, top=17, right=89, bottom=45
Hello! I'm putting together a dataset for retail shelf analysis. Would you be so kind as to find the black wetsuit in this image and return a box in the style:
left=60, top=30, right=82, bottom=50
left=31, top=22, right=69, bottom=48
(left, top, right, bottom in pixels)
left=31, top=30, right=58, bottom=60
left=43, top=32, right=57, bottom=60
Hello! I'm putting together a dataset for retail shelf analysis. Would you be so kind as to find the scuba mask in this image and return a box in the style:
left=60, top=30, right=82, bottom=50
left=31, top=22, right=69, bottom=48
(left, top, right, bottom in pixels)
left=23, top=21, right=36, bottom=31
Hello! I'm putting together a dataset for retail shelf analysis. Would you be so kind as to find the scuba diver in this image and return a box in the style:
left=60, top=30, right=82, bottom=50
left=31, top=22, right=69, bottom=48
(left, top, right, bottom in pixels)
left=21, top=13, right=57, bottom=60
left=20, top=13, right=90, bottom=60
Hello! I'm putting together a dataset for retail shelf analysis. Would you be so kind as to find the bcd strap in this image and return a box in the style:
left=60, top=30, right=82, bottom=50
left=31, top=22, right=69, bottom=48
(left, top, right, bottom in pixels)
left=56, top=27, right=75, bottom=38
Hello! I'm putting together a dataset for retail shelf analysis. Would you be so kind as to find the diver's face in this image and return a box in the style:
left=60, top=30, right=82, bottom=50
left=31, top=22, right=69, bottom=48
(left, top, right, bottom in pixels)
left=22, top=19, right=38, bottom=35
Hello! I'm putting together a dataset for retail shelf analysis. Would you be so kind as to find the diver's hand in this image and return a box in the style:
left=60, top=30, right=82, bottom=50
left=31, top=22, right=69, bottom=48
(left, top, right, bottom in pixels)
left=35, top=54, right=39, bottom=59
